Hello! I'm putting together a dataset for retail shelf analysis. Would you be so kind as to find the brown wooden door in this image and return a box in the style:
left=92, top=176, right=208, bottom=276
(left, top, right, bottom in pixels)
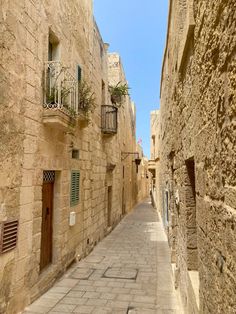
left=107, top=186, right=112, bottom=227
left=40, top=181, right=54, bottom=271
left=122, top=186, right=126, bottom=215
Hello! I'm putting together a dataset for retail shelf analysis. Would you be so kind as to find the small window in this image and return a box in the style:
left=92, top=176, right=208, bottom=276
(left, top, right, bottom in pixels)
left=48, top=30, right=60, bottom=61
left=70, top=171, right=80, bottom=206
left=77, top=65, right=82, bottom=81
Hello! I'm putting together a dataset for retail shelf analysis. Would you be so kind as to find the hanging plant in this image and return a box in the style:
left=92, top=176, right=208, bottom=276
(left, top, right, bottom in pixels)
left=77, top=80, right=96, bottom=117
left=108, top=81, right=130, bottom=106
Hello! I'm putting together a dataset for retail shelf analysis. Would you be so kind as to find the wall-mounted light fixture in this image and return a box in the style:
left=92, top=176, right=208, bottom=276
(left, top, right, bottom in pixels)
left=121, top=151, right=139, bottom=161
left=121, top=152, right=141, bottom=173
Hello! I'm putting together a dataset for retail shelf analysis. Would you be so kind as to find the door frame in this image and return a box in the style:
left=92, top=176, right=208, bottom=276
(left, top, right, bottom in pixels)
left=40, top=170, right=55, bottom=272
left=107, top=186, right=112, bottom=227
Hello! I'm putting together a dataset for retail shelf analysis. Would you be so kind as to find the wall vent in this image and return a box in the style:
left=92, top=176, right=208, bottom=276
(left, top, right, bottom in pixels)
left=0, top=220, right=19, bottom=254
left=72, top=149, right=80, bottom=159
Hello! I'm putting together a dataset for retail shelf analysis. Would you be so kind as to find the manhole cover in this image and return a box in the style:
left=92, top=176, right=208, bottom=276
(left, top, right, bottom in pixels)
left=70, top=267, right=94, bottom=280
left=102, top=267, right=138, bottom=280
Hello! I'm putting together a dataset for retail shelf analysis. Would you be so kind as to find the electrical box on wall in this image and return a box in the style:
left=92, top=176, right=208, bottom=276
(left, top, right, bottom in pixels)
left=69, top=212, right=76, bottom=226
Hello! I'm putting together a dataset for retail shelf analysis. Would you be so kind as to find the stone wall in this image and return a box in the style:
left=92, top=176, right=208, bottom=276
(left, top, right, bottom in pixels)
left=159, top=0, right=236, bottom=313
left=0, top=1, right=138, bottom=313
left=150, top=110, right=160, bottom=161
left=149, top=110, right=161, bottom=209
left=136, top=145, right=150, bottom=203
left=108, top=53, right=138, bottom=213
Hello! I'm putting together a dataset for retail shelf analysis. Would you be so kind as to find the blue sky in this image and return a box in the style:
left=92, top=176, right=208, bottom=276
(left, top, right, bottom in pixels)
left=94, top=1, right=169, bottom=158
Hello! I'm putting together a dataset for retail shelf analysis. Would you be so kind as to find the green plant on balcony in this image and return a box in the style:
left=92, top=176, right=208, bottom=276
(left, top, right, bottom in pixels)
left=46, top=86, right=72, bottom=107
left=45, top=87, right=57, bottom=106
left=108, top=82, right=130, bottom=106
left=77, top=80, right=96, bottom=119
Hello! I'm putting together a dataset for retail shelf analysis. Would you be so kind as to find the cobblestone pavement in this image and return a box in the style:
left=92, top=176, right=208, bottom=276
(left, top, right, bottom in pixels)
left=23, top=200, right=182, bottom=314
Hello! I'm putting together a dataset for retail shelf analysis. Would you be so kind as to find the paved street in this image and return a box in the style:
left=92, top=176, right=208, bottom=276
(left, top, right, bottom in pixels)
left=23, top=200, right=182, bottom=314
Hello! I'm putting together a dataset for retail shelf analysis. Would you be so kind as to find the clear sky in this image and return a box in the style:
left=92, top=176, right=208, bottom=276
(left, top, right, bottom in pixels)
left=94, top=1, right=169, bottom=158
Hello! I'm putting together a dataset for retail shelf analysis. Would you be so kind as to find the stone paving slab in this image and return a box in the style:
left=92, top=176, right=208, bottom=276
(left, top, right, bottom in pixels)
left=23, top=199, right=182, bottom=314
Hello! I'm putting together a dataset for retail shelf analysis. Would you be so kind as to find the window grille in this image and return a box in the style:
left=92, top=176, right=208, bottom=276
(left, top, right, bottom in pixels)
left=43, top=171, right=55, bottom=183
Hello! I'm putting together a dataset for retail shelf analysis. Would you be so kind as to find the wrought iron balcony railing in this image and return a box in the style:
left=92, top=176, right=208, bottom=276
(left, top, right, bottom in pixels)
left=101, top=105, right=118, bottom=134
left=44, top=61, right=77, bottom=117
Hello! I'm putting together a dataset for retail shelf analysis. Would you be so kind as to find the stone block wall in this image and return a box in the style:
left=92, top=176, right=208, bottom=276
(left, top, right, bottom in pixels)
left=108, top=53, right=138, bottom=213
left=0, top=1, right=138, bottom=313
left=149, top=110, right=161, bottom=211
left=159, top=0, right=236, bottom=313
left=134, top=143, right=149, bottom=203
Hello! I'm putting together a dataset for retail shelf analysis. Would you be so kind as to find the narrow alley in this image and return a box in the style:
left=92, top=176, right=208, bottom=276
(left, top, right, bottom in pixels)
left=23, top=200, right=181, bottom=314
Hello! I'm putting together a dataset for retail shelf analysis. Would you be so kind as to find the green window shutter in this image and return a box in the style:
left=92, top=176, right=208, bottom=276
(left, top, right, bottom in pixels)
left=70, top=171, right=80, bottom=206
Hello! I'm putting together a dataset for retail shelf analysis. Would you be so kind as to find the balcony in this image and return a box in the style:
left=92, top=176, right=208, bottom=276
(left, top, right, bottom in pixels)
left=42, top=61, right=77, bottom=129
left=101, top=105, right=118, bottom=135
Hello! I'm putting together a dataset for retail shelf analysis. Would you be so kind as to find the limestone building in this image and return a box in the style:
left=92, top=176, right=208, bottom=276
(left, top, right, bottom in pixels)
left=0, top=1, right=138, bottom=313
left=149, top=110, right=160, bottom=208
left=158, top=0, right=236, bottom=313
left=136, top=144, right=150, bottom=203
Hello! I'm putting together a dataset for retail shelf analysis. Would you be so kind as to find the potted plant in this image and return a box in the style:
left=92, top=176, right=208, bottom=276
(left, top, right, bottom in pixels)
left=108, top=81, right=130, bottom=106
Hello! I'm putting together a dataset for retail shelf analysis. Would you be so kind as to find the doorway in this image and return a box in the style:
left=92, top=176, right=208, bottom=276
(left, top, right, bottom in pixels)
left=40, top=171, right=55, bottom=271
left=122, top=187, right=126, bottom=215
left=107, top=186, right=112, bottom=227
left=185, top=158, right=198, bottom=270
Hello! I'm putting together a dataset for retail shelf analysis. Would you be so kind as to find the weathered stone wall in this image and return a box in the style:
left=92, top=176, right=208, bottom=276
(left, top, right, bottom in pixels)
left=159, top=0, right=236, bottom=313
left=136, top=148, right=150, bottom=204
left=108, top=53, right=138, bottom=213
left=0, top=1, right=138, bottom=313
left=150, top=110, right=160, bottom=161
left=149, top=110, right=161, bottom=210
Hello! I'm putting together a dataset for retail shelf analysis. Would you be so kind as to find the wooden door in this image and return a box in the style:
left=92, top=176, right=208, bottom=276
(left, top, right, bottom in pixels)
left=107, top=186, right=112, bottom=227
left=122, top=187, right=126, bottom=215
left=40, top=172, right=54, bottom=271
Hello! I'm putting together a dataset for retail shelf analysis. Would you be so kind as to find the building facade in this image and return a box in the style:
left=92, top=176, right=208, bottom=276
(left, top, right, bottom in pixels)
left=136, top=144, right=150, bottom=204
left=0, top=1, right=138, bottom=313
left=149, top=110, right=160, bottom=209
left=158, top=0, right=236, bottom=313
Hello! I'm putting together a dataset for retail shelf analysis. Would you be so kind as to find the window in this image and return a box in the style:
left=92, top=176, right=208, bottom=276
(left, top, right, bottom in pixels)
left=70, top=171, right=80, bottom=206
left=48, top=31, right=60, bottom=61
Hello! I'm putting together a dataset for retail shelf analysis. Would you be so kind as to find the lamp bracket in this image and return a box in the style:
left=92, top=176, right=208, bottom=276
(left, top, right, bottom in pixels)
left=121, top=152, right=139, bottom=161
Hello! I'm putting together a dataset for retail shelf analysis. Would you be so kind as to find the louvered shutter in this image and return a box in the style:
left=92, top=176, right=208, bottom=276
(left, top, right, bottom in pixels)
left=0, top=220, right=19, bottom=254
left=70, top=171, right=80, bottom=206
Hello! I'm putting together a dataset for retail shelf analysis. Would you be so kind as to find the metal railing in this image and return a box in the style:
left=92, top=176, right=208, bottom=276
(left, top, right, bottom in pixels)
left=43, top=61, right=77, bottom=116
left=101, top=105, right=118, bottom=134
